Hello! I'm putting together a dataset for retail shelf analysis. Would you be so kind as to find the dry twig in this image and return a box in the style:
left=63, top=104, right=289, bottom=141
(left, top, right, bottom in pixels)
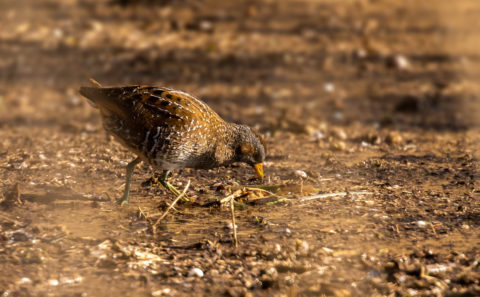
left=219, top=189, right=245, bottom=204
left=0, top=213, right=22, bottom=225
left=299, top=191, right=373, bottom=201
left=430, top=222, right=438, bottom=237
left=230, top=198, right=238, bottom=247
left=152, top=180, right=190, bottom=232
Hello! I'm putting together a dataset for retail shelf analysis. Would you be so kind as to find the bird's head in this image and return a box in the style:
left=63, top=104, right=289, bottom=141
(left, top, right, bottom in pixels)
left=233, top=125, right=266, bottom=179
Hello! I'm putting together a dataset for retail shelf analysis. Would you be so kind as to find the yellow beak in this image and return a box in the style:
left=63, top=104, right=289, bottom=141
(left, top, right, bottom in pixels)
left=253, top=163, right=264, bottom=179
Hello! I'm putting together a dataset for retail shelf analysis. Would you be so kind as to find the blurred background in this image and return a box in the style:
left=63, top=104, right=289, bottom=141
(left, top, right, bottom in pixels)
left=1, top=0, right=479, bottom=296
left=2, top=0, right=478, bottom=131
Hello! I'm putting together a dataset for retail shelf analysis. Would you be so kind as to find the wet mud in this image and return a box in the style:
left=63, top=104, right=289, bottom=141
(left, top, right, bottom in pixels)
left=1, top=0, right=479, bottom=296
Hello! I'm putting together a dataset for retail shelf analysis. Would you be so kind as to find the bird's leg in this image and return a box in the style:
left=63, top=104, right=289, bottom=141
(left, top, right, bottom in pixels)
left=159, top=170, right=189, bottom=200
left=119, top=157, right=141, bottom=206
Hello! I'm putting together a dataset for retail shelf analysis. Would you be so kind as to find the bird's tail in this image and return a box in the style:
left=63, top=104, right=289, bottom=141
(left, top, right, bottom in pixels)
left=79, top=81, right=140, bottom=119
left=79, top=86, right=125, bottom=112
left=79, top=78, right=104, bottom=108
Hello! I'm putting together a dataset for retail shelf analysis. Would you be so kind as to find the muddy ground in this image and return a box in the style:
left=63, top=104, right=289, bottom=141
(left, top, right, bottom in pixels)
left=1, top=0, right=479, bottom=296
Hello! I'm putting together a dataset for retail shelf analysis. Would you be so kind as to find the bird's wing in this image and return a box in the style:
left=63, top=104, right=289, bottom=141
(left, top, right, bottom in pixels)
left=133, top=87, right=225, bottom=130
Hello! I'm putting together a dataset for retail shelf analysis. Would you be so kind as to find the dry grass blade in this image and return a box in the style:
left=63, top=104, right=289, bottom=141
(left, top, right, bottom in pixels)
left=144, top=205, right=179, bottom=218
left=219, top=189, right=244, bottom=203
left=219, top=187, right=277, bottom=206
left=230, top=186, right=276, bottom=196
left=0, top=213, right=22, bottom=225
left=220, top=190, right=240, bottom=247
left=299, top=191, right=373, bottom=201
left=230, top=198, right=238, bottom=247
left=152, top=180, right=191, bottom=232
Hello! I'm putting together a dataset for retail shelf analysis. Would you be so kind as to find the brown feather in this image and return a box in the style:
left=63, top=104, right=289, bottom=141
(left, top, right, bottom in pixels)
left=79, top=85, right=266, bottom=172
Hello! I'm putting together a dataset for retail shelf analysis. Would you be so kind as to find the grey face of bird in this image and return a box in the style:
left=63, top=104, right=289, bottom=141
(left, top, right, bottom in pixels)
left=233, top=125, right=266, bottom=179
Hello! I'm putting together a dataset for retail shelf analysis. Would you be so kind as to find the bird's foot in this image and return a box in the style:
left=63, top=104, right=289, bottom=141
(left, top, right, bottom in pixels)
left=117, top=195, right=130, bottom=207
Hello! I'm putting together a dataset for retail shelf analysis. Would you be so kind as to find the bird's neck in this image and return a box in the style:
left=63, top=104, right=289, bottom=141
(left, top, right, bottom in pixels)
left=213, top=122, right=241, bottom=166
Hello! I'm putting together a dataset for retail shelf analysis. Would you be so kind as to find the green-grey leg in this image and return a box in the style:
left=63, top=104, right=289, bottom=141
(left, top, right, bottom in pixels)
left=119, top=157, right=141, bottom=206
left=159, top=170, right=188, bottom=200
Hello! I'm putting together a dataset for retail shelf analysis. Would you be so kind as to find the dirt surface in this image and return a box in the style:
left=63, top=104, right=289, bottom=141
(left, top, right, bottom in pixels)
left=1, top=0, right=479, bottom=296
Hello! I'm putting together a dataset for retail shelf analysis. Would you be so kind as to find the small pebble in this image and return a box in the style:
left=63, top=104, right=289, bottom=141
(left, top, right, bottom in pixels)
left=226, top=222, right=238, bottom=230
left=14, top=161, right=28, bottom=170
left=416, top=221, right=428, bottom=228
left=294, top=170, right=307, bottom=178
left=17, top=277, right=32, bottom=284
left=330, top=140, right=346, bottom=151
left=48, top=279, right=59, bottom=286
left=332, top=111, right=344, bottom=121
left=295, top=239, right=309, bottom=253
left=199, top=20, right=213, bottom=32
left=323, top=82, right=335, bottom=93
left=385, top=131, right=403, bottom=145
left=353, top=48, right=368, bottom=59
left=52, top=28, right=63, bottom=38
left=332, top=128, right=347, bottom=140
left=274, top=243, right=282, bottom=252
left=263, top=267, right=277, bottom=276
left=393, top=54, right=410, bottom=69
left=312, top=130, right=325, bottom=140
left=322, top=247, right=334, bottom=254
left=85, top=123, right=97, bottom=132
left=387, top=54, right=410, bottom=70
left=188, top=268, right=204, bottom=277
left=152, top=288, right=172, bottom=296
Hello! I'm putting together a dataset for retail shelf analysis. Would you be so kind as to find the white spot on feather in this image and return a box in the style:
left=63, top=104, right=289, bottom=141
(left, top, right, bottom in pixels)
left=150, top=127, right=162, bottom=154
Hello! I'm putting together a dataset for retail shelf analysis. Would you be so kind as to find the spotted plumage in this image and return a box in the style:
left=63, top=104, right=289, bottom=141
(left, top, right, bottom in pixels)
left=79, top=84, right=266, bottom=204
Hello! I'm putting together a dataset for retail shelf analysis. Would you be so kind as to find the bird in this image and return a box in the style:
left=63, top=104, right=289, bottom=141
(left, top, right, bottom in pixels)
left=79, top=80, right=266, bottom=205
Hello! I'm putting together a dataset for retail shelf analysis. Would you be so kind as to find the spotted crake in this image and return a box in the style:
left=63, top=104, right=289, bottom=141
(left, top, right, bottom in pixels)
left=79, top=84, right=266, bottom=204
